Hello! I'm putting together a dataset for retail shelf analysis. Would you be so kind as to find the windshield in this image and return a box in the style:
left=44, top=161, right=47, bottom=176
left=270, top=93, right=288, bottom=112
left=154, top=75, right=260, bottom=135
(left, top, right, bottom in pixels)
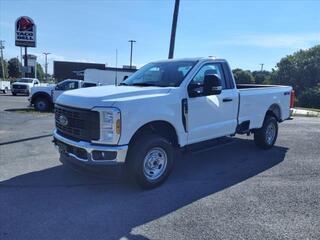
left=17, top=79, right=34, bottom=83
left=121, top=60, right=197, bottom=87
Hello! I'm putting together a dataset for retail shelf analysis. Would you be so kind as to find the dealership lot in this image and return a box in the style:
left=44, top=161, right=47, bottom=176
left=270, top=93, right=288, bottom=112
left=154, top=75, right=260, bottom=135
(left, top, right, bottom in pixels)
left=0, top=94, right=319, bottom=240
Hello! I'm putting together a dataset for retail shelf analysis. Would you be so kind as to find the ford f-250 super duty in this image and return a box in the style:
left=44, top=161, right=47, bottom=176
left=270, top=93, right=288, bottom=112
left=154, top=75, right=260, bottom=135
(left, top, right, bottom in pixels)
left=53, top=58, right=294, bottom=188
left=29, top=79, right=101, bottom=111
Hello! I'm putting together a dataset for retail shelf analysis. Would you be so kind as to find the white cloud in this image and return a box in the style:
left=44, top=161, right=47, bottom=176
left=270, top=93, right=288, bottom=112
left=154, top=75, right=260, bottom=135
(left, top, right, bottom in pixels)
left=214, top=33, right=320, bottom=49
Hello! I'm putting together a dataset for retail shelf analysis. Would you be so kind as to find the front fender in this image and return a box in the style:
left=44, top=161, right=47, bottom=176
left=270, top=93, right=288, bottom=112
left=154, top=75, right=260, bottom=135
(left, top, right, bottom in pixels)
left=116, top=97, right=187, bottom=147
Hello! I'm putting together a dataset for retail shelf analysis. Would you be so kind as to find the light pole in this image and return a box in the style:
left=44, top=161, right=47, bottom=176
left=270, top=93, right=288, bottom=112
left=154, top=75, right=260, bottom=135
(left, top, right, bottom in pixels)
left=0, top=40, right=5, bottom=80
left=260, top=63, right=264, bottom=72
left=128, top=40, right=136, bottom=69
left=168, top=0, right=180, bottom=59
left=43, top=52, right=51, bottom=80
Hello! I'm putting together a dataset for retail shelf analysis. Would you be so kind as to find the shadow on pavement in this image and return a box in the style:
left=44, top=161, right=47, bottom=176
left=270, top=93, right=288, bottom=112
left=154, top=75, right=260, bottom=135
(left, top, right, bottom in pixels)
left=0, top=138, right=288, bottom=240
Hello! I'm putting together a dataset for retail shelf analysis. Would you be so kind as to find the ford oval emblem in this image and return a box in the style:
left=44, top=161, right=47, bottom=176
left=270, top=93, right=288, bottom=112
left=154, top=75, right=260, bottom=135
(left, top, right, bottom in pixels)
left=58, top=115, right=68, bottom=126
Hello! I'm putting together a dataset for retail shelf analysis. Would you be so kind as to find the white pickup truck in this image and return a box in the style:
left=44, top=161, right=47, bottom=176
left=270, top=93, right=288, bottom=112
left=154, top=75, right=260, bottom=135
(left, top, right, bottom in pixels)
left=29, top=79, right=99, bottom=111
left=0, top=80, right=10, bottom=93
left=11, top=78, right=40, bottom=96
left=53, top=58, right=294, bottom=188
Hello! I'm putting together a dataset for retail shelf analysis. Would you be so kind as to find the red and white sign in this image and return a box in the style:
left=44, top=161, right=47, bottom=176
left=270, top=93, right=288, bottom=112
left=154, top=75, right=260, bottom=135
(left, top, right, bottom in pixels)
left=15, top=16, right=36, bottom=47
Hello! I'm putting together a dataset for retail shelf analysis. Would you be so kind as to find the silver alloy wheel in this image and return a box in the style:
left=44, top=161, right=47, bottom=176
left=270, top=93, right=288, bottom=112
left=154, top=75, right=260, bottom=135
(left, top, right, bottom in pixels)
left=265, top=122, right=276, bottom=145
left=143, top=147, right=168, bottom=181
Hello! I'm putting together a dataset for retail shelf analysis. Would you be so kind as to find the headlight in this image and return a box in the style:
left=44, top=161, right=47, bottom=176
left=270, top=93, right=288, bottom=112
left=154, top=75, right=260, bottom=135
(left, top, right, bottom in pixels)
left=93, top=107, right=121, bottom=144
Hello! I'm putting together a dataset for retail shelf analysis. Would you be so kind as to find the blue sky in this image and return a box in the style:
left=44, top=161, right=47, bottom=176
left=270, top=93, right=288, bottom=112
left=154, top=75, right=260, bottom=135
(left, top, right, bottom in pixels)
left=1, top=0, right=320, bottom=74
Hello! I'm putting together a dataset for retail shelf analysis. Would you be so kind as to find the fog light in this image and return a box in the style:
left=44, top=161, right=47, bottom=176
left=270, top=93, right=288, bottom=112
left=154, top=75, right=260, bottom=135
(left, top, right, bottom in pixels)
left=92, top=150, right=117, bottom=161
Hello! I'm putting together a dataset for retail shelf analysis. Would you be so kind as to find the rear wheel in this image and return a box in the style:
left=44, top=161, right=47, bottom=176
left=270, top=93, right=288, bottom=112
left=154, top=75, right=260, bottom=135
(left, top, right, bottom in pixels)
left=3, top=87, right=8, bottom=94
left=254, top=115, right=278, bottom=149
left=34, top=97, right=50, bottom=112
left=127, top=134, right=174, bottom=189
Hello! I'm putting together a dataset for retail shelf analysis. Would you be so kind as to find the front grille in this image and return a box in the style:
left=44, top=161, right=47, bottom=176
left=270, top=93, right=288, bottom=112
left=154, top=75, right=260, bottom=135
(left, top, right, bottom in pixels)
left=55, top=105, right=100, bottom=142
left=12, top=84, right=27, bottom=89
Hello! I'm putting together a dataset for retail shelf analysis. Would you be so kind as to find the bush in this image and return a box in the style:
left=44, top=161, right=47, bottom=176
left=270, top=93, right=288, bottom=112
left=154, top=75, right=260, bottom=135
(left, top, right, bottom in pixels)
left=298, top=86, right=320, bottom=109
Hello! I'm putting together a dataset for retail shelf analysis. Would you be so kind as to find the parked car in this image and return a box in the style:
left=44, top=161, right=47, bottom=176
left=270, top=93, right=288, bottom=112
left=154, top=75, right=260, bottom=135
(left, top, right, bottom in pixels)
left=29, top=79, right=100, bottom=111
left=0, top=80, right=10, bottom=94
left=11, top=78, right=40, bottom=96
left=53, top=58, right=294, bottom=189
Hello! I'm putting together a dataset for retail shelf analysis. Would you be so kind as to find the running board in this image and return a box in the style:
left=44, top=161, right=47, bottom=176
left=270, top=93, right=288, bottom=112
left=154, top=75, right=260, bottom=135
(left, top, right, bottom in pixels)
left=182, top=137, right=234, bottom=153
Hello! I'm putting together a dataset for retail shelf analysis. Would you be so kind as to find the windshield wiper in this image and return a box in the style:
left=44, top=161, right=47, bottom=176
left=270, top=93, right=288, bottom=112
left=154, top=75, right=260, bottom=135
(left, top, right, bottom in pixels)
left=119, top=82, right=128, bottom=86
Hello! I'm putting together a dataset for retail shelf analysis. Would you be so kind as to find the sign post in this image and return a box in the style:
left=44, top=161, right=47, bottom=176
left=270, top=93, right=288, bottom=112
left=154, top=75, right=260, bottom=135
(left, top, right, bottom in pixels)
left=15, top=16, right=36, bottom=77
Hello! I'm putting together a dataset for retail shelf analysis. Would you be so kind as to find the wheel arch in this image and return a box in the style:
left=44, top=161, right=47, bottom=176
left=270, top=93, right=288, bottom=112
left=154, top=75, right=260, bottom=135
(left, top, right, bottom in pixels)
left=129, top=120, right=180, bottom=148
left=31, top=92, right=52, bottom=104
left=266, top=103, right=282, bottom=122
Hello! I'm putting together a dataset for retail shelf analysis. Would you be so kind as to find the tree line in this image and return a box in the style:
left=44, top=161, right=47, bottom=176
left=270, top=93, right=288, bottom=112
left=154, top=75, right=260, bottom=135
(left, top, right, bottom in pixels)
left=233, top=45, right=320, bottom=109
left=0, top=57, right=45, bottom=81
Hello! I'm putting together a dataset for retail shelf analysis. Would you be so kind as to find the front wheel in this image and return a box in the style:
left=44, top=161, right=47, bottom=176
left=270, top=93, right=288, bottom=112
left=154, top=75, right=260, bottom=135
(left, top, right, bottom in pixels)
left=127, top=134, right=174, bottom=189
left=34, top=97, right=51, bottom=112
left=254, top=115, right=278, bottom=149
left=12, top=92, right=17, bottom=96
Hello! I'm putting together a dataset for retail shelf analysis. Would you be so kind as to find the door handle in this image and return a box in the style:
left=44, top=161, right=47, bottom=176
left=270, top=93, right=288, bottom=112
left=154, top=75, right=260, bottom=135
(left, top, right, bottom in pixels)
left=223, top=98, right=233, bottom=102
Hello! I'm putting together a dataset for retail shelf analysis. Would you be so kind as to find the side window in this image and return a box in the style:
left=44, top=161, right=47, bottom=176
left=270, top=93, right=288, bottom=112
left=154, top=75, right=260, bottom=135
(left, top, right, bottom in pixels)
left=65, top=81, right=78, bottom=90
left=58, top=81, right=79, bottom=90
left=190, top=63, right=226, bottom=90
left=82, top=82, right=97, bottom=88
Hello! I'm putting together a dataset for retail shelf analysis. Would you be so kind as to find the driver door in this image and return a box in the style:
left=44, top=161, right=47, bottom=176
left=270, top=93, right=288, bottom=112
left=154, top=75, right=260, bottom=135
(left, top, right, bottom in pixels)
left=52, top=81, right=79, bottom=103
left=187, top=63, right=238, bottom=144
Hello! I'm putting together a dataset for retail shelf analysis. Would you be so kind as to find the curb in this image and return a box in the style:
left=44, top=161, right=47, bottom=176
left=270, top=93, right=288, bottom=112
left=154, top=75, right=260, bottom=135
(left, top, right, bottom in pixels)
left=292, top=108, right=320, bottom=118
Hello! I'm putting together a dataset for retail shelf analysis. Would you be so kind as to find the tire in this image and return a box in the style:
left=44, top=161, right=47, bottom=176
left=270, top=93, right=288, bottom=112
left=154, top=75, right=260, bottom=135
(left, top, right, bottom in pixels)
left=254, top=115, right=278, bottom=149
left=127, top=134, right=174, bottom=189
left=34, top=97, right=50, bottom=112
left=3, top=87, right=8, bottom=94
left=12, top=92, right=17, bottom=96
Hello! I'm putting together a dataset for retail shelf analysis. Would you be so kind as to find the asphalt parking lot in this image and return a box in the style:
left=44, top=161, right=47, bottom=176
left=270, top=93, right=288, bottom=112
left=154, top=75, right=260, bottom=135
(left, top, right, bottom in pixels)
left=0, top=94, right=319, bottom=240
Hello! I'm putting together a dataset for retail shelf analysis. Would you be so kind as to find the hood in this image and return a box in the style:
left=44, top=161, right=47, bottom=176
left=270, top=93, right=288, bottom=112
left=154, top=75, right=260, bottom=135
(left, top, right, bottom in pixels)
left=56, top=85, right=172, bottom=109
left=12, top=82, right=32, bottom=87
left=31, top=84, right=56, bottom=94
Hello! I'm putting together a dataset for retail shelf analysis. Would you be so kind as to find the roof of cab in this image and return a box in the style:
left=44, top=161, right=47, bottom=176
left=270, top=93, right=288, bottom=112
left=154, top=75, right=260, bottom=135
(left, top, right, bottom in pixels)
left=151, top=57, right=227, bottom=64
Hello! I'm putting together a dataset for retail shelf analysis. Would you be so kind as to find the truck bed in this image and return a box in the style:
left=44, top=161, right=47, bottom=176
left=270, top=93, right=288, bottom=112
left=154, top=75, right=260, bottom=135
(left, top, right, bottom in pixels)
left=237, top=84, right=292, bottom=130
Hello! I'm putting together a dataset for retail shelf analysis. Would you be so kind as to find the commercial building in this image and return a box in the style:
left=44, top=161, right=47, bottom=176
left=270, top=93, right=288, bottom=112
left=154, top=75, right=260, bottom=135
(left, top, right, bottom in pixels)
left=53, top=61, right=137, bottom=82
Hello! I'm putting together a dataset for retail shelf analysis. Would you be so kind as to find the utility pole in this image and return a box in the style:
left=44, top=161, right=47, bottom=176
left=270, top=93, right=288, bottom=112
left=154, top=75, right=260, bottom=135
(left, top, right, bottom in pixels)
left=115, top=49, right=118, bottom=85
left=128, top=40, right=136, bottom=69
left=260, top=63, right=264, bottom=72
left=43, top=52, right=51, bottom=81
left=168, top=0, right=180, bottom=59
left=0, top=40, right=5, bottom=80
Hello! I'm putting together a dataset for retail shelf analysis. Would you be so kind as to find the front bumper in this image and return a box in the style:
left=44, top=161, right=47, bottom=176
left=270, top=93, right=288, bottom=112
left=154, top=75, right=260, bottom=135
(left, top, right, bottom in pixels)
left=53, top=130, right=128, bottom=165
left=12, top=89, right=29, bottom=94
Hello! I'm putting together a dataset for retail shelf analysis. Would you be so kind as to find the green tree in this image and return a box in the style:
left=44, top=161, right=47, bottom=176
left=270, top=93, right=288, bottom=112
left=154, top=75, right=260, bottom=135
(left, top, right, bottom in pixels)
left=232, top=68, right=255, bottom=84
left=273, top=45, right=320, bottom=96
left=8, top=58, right=21, bottom=78
left=0, top=59, right=9, bottom=79
left=298, top=85, right=320, bottom=108
left=252, top=70, right=272, bottom=84
left=36, top=63, right=44, bottom=81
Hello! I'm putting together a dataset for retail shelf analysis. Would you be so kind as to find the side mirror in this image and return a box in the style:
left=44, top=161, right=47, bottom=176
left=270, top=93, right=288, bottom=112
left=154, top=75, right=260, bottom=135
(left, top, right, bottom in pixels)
left=203, top=74, right=222, bottom=95
left=55, top=85, right=61, bottom=90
